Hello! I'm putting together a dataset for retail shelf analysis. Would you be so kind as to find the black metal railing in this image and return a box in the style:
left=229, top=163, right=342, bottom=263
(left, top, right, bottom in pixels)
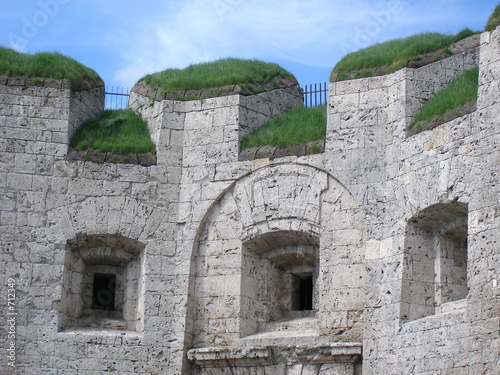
left=302, top=82, right=328, bottom=107
left=105, top=86, right=130, bottom=109
left=104, top=82, right=329, bottom=110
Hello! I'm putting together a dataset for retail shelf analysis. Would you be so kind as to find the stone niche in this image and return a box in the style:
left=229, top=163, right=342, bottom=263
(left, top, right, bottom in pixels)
left=401, top=202, right=469, bottom=322
left=240, top=231, right=319, bottom=337
left=59, top=234, right=146, bottom=332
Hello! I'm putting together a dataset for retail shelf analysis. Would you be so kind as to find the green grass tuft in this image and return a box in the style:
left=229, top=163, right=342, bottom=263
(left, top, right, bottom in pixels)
left=408, top=67, right=479, bottom=131
left=0, top=46, right=100, bottom=87
left=485, top=4, right=500, bottom=31
left=138, top=58, right=294, bottom=92
left=241, top=105, right=326, bottom=149
left=69, top=109, right=156, bottom=154
left=331, top=28, right=478, bottom=81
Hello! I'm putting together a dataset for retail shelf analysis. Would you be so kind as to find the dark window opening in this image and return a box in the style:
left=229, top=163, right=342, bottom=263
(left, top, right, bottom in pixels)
left=292, top=274, right=313, bottom=311
left=92, top=273, right=116, bottom=310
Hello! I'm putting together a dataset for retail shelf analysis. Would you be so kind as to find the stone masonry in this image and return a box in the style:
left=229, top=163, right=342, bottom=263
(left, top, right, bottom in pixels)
left=0, top=27, right=498, bottom=374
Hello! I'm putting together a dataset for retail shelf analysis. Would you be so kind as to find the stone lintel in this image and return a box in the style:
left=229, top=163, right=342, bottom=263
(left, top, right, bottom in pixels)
left=187, top=343, right=362, bottom=368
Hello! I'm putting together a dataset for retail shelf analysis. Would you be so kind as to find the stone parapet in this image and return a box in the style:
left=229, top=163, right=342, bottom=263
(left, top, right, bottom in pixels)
left=129, top=83, right=303, bottom=167
left=328, top=38, right=480, bottom=139
left=0, top=78, right=104, bottom=160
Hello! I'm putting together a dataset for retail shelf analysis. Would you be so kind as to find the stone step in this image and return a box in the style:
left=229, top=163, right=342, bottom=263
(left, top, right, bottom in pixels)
left=265, top=316, right=318, bottom=332
left=438, top=298, right=467, bottom=314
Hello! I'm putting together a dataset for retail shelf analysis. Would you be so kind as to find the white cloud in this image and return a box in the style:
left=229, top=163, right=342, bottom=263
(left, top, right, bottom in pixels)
left=108, top=0, right=495, bottom=87
left=2, top=0, right=495, bottom=89
left=111, top=0, right=383, bottom=87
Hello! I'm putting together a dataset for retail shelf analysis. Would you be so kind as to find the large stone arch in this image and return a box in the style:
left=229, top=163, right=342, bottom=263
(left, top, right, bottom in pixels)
left=189, top=163, right=366, bottom=349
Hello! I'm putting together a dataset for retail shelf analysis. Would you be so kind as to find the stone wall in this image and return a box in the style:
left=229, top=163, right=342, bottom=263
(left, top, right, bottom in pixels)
left=0, top=78, right=187, bottom=373
left=327, top=27, right=499, bottom=374
left=0, top=77, right=103, bottom=159
left=0, top=27, right=498, bottom=375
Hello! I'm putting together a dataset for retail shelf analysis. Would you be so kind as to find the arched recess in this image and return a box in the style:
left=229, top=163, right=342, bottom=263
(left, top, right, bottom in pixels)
left=189, top=163, right=365, bottom=349
left=60, top=233, right=146, bottom=332
left=46, top=196, right=169, bottom=333
left=240, top=229, right=320, bottom=337
left=401, top=202, right=469, bottom=322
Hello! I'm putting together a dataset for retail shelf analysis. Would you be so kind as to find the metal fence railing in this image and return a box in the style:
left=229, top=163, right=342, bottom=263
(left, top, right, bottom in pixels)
left=105, top=86, right=130, bottom=110
left=302, top=82, right=328, bottom=107
left=104, top=82, right=329, bottom=110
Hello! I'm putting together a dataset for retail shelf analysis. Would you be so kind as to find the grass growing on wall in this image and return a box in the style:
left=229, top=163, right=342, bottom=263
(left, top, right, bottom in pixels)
left=485, top=4, right=500, bottom=31
left=70, top=109, right=156, bottom=154
left=138, top=58, right=294, bottom=93
left=408, top=67, right=479, bottom=132
left=331, top=28, right=478, bottom=81
left=0, top=46, right=100, bottom=87
left=241, top=104, right=327, bottom=149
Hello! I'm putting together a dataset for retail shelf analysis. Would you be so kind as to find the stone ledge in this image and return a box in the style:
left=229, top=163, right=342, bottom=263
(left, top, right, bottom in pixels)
left=239, top=140, right=325, bottom=161
left=67, top=149, right=156, bottom=166
left=436, top=298, right=467, bottom=314
left=332, top=34, right=480, bottom=82
left=241, top=329, right=319, bottom=348
left=407, top=101, right=477, bottom=136
left=407, top=34, right=480, bottom=69
left=131, top=76, right=302, bottom=102
left=0, top=75, right=104, bottom=91
left=57, top=328, right=141, bottom=339
left=187, top=343, right=362, bottom=368
left=188, top=347, right=272, bottom=367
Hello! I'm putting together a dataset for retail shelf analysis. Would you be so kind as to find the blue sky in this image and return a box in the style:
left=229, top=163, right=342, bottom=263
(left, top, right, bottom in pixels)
left=1, top=0, right=498, bottom=89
